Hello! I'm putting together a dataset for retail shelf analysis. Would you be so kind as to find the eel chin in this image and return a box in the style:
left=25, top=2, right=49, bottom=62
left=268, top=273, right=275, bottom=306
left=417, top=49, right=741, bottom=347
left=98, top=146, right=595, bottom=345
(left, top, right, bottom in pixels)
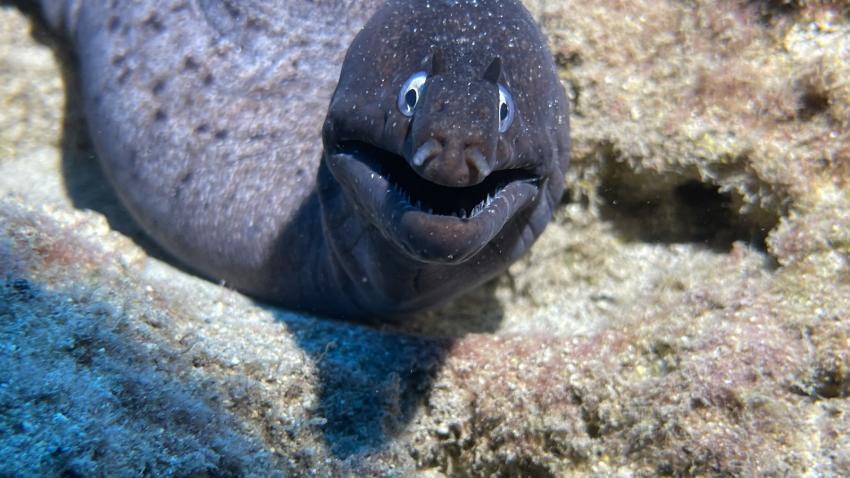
left=325, top=141, right=540, bottom=263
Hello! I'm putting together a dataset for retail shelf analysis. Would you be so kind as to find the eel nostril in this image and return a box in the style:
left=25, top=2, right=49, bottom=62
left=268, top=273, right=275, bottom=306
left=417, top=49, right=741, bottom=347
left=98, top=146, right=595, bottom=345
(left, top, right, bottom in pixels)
left=465, top=147, right=492, bottom=181
left=412, top=138, right=442, bottom=168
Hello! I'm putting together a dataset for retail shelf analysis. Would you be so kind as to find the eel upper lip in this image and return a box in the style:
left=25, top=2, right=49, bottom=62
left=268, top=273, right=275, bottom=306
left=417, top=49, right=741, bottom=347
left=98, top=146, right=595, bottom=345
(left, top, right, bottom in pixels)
left=325, top=140, right=541, bottom=262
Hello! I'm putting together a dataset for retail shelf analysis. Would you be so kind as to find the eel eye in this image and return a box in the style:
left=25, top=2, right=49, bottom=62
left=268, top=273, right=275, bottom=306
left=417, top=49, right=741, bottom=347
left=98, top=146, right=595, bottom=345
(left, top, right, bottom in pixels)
left=398, top=71, right=428, bottom=117
left=498, top=84, right=515, bottom=133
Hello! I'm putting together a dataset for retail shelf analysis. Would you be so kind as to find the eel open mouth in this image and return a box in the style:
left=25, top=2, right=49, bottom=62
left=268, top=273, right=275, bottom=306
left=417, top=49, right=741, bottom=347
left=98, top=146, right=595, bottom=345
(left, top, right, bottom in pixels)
left=336, top=141, right=538, bottom=217
left=325, top=141, right=541, bottom=263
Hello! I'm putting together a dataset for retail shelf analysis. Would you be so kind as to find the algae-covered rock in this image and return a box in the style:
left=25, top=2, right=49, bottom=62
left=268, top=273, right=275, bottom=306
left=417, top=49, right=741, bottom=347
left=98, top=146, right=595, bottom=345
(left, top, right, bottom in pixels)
left=1, top=1, right=849, bottom=476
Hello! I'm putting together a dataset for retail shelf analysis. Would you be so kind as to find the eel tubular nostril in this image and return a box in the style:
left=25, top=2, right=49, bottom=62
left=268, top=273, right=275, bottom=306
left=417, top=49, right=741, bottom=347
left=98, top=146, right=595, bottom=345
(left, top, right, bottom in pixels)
left=465, top=147, right=492, bottom=181
left=412, top=138, right=442, bottom=167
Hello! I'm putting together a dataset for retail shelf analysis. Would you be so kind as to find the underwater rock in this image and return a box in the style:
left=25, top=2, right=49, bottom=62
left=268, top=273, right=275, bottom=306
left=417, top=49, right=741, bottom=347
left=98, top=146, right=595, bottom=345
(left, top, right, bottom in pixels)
left=1, top=1, right=849, bottom=475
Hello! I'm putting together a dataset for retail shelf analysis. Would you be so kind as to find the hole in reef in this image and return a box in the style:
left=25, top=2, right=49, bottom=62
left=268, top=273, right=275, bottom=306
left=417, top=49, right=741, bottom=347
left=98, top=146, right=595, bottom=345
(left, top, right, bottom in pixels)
left=598, top=161, right=780, bottom=252
left=798, top=89, right=830, bottom=121
left=748, top=0, right=799, bottom=24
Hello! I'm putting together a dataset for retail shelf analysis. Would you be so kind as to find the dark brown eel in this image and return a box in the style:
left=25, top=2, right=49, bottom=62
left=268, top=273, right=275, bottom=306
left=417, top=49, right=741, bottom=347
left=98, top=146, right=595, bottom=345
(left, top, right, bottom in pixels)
left=38, top=0, right=571, bottom=319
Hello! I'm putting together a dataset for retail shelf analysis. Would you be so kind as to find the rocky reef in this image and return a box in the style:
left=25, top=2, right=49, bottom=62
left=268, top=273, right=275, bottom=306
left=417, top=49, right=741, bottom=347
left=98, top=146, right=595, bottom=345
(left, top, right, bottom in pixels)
left=1, top=1, right=848, bottom=476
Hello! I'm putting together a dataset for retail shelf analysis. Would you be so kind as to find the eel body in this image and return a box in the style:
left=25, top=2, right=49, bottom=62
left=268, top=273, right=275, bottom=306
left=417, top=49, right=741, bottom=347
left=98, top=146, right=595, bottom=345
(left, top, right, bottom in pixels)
left=39, top=0, right=570, bottom=318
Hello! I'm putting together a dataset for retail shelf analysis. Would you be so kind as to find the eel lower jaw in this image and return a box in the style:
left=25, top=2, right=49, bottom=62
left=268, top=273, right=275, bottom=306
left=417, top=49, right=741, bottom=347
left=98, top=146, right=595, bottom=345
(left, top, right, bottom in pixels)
left=325, top=141, right=540, bottom=264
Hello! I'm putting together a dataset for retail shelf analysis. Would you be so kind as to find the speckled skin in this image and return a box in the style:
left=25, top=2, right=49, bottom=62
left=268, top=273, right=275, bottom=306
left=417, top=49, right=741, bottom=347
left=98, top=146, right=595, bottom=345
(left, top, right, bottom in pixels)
left=40, top=0, right=569, bottom=318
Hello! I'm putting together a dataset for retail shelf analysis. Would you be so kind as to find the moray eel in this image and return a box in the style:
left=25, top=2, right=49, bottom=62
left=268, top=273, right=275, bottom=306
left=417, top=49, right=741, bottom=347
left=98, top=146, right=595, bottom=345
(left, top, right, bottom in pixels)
left=38, top=0, right=570, bottom=318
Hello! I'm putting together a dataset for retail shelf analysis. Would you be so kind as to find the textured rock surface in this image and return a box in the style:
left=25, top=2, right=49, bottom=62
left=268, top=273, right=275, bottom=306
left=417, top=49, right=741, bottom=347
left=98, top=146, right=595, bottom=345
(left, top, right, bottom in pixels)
left=2, top=1, right=849, bottom=476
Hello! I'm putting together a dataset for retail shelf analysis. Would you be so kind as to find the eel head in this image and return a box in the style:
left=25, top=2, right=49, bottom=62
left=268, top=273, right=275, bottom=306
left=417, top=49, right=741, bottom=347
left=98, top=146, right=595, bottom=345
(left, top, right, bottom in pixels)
left=318, top=0, right=570, bottom=312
